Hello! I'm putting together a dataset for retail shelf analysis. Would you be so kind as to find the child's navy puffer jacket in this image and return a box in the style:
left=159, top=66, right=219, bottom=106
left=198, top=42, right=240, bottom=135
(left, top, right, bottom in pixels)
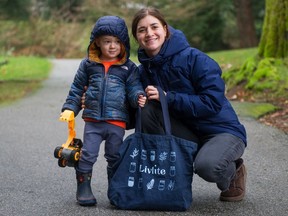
left=62, top=16, right=144, bottom=124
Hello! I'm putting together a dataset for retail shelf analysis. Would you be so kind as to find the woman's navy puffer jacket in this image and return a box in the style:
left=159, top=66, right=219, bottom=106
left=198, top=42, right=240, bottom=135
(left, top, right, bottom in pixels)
left=138, top=27, right=246, bottom=144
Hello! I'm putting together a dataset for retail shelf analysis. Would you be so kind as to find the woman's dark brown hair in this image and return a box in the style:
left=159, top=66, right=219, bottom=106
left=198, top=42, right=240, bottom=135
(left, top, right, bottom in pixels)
left=131, top=7, right=170, bottom=40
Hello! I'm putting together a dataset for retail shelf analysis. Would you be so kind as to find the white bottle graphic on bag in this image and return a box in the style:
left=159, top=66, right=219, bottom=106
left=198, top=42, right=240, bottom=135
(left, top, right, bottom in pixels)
left=158, top=180, right=165, bottom=191
left=150, top=150, right=155, bottom=161
left=128, top=177, right=134, bottom=187
left=141, top=150, right=147, bottom=160
left=170, top=151, right=176, bottom=162
left=138, top=178, right=143, bottom=188
left=170, top=166, right=176, bottom=176
left=129, top=162, right=136, bottom=173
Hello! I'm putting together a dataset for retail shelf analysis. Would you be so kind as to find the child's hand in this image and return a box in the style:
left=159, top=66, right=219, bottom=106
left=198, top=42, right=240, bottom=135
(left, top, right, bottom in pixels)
left=60, top=111, right=65, bottom=118
left=138, top=95, right=147, bottom=107
left=59, top=110, right=74, bottom=121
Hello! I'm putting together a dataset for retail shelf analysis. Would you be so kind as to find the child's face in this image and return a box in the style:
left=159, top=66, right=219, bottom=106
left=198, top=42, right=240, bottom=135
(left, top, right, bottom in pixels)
left=95, top=36, right=122, bottom=61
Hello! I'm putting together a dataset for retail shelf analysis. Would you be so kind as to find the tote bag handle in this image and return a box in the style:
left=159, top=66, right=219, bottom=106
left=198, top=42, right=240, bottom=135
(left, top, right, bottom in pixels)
left=135, top=86, right=171, bottom=135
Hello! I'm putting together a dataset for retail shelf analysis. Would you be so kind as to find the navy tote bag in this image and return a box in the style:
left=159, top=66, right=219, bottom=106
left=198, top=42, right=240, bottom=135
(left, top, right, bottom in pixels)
left=108, top=87, right=198, bottom=211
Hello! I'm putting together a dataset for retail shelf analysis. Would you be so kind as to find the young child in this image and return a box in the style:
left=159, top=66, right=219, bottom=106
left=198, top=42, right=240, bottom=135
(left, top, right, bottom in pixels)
left=61, top=16, right=146, bottom=206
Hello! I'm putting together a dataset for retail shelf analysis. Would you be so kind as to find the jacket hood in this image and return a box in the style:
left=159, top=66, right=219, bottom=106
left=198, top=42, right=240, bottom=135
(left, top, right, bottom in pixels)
left=88, top=16, right=130, bottom=63
left=138, top=26, right=190, bottom=66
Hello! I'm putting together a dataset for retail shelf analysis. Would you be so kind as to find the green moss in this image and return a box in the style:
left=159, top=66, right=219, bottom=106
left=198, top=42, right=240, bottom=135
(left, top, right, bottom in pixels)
left=237, top=56, right=257, bottom=83
left=246, top=58, right=280, bottom=90
left=231, top=101, right=278, bottom=119
left=222, top=54, right=287, bottom=99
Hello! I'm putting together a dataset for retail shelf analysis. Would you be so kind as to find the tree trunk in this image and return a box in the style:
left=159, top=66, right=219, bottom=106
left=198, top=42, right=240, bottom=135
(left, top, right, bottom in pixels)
left=258, top=0, right=288, bottom=58
left=234, top=0, right=258, bottom=48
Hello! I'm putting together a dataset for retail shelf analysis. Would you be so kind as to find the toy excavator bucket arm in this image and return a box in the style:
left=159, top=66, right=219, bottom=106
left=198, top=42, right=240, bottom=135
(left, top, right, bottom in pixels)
left=59, top=110, right=76, bottom=148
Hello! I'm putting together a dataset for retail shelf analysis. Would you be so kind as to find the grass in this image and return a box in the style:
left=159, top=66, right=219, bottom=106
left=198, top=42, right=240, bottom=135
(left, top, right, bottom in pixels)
left=207, top=47, right=258, bottom=72
left=0, top=56, right=51, bottom=106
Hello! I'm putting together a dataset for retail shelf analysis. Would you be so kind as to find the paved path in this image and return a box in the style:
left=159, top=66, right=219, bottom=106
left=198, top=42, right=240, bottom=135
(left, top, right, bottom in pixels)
left=0, top=59, right=287, bottom=216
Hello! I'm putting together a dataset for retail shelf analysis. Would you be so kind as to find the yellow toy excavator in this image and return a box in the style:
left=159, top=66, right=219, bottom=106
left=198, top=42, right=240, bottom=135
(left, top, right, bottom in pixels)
left=54, top=110, right=83, bottom=168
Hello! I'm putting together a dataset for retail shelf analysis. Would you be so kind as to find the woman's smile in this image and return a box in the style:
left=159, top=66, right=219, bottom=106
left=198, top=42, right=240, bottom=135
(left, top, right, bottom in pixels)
left=136, top=15, right=167, bottom=57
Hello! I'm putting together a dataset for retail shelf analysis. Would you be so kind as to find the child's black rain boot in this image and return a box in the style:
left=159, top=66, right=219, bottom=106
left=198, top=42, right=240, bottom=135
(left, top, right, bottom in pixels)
left=76, top=171, right=97, bottom=206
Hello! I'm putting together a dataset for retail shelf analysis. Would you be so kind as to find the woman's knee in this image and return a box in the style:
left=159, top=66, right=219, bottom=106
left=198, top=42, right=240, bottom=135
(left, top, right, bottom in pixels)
left=194, top=156, right=228, bottom=183
left=194, top=133, right=245, bottom=182
left=194, top=157, right=216, bottom=182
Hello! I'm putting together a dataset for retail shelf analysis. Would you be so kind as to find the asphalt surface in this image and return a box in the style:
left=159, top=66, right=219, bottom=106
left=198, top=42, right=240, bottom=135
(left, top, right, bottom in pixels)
left=0, top=59, right=287, bottom=216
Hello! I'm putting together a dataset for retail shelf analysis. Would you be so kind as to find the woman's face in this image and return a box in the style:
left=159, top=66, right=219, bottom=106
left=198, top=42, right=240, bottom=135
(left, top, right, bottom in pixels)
left=136, top=15, right=167, bottom=57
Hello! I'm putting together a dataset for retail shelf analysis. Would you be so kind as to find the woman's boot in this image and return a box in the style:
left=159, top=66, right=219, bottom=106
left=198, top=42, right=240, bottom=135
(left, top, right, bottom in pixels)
left=219, top=158, right=247, bottom=202
left=76, top=171, right=97, bottom=206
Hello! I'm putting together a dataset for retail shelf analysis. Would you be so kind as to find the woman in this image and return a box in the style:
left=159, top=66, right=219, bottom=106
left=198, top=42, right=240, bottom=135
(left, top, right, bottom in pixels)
left=131, top=7, right=247, bottom=202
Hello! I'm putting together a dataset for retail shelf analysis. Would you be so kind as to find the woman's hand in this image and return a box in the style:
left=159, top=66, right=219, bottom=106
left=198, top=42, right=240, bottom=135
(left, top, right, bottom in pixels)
left=138, top=95, right=147, bottom=107
left=145, top=85, right=167, bottom=101
left=145, top=85, right=159, bottom=100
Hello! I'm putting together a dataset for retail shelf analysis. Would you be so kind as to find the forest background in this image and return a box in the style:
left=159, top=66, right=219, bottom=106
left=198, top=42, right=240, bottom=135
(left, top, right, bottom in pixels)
left=0, top=0, right=287, bottom=133
left=0, top=0, right=265, bottom=57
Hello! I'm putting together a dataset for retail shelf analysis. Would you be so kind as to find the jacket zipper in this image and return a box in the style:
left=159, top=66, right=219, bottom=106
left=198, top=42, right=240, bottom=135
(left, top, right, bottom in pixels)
left=148, top=62, right=163, bottom=89
left=101, top=65, right=107, bottom=118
